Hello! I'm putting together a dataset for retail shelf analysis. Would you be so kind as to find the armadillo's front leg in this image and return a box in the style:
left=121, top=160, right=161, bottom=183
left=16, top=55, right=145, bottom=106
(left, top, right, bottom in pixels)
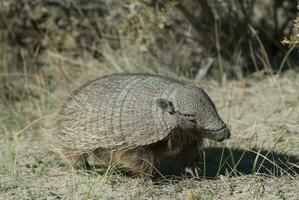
left=59, top=149, right=90, bottom=169
left=115, top=147, right=158, bottom=178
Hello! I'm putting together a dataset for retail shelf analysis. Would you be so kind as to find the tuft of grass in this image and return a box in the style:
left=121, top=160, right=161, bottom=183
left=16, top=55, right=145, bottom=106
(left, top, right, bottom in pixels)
left=187, top=191, right=202, bottom=200
left=282, top=17, right=299, bottom=47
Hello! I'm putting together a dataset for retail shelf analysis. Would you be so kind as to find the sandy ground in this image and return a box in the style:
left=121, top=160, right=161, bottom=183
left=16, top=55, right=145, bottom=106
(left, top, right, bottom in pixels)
left=0, top=71, right=299, bottom=199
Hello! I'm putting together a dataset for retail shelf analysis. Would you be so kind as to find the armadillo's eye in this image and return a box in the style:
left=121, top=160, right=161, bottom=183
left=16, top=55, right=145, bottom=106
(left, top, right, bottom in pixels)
left=188, top=118, right=196, bottom=124
left=185, top=114, right=196, bottom=124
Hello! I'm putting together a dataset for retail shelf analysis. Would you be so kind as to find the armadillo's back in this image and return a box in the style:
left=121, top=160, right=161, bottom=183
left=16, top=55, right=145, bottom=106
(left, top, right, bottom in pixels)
left=57, top=74, right=182, bottom=151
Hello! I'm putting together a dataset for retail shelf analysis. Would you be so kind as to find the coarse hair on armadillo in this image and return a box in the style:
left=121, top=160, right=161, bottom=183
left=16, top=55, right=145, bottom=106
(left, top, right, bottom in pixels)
left=93, top=146, right=157, bottom=176
left=55, top=128, right=203, bottom=176
left=165, top=128, right=204, bottom=154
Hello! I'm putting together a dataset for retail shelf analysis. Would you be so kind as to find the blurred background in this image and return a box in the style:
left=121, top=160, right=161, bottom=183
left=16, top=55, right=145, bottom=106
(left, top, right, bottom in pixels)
left=1, top=0, right=298, bottom=90
left=0, top=1, right=299, bottom=198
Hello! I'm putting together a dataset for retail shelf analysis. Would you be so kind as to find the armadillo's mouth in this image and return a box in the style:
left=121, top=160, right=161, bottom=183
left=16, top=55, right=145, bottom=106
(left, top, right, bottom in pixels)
left=205, top=126, right=231, bottom=142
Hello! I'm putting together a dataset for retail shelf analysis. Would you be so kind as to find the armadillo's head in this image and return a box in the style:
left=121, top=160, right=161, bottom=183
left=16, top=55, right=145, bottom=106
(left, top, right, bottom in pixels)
left=156, top=84, right=230, bottom=142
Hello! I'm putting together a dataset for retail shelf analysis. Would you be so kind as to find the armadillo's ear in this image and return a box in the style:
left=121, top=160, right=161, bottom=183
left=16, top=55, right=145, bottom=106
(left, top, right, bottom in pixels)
left=156, top=98, right=175, bottom=114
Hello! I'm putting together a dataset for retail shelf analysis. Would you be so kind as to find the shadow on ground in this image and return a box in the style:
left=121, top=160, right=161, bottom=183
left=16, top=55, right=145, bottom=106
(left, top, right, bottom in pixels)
left=158, top=147, right=299, bottom=179
left=70, top=147, right=299, bottom=180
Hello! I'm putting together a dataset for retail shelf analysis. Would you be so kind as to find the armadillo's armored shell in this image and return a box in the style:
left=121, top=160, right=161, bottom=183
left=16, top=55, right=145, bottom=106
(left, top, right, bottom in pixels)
left=57, top=74, right=184, bottom=151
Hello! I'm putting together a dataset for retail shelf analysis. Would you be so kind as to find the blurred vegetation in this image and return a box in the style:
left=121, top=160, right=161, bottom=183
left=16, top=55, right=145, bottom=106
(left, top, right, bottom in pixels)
left=282, top=3, right=299, bottom=49
left=0, top=0, right=298, bottom=103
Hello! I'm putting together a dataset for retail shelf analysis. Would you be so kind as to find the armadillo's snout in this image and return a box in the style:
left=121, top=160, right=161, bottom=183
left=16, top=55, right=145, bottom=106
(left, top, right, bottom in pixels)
left=209, top=126, right=231, bottom=142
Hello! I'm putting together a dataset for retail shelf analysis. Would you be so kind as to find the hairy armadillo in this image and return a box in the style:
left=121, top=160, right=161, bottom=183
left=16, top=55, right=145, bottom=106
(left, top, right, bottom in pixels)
left=56, top=74, right=230, bottom=177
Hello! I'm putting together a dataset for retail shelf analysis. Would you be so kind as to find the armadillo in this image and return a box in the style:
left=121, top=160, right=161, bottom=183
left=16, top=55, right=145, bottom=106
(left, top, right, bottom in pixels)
left=56, top=74, right=230, bottom=177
